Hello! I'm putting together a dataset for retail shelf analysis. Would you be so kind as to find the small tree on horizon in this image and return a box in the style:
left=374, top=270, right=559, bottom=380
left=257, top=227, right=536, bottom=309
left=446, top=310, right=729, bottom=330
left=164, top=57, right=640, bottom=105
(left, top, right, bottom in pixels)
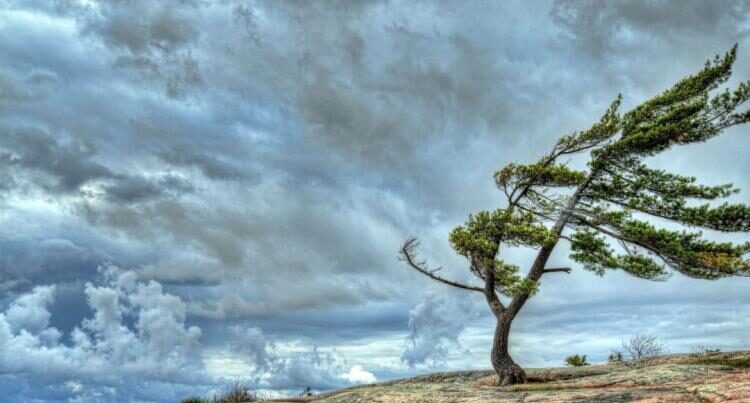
left=400, top=46, right=750, bottom=386
left=623, top=334, right=666, bottom=361
left=564, top=354, right=589, bottom=367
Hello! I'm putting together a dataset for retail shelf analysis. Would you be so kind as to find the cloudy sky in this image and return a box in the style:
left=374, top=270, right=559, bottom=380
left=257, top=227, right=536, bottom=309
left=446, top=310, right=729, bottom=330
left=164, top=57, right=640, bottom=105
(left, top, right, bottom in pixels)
left=2, top=0, right=750, bottom=401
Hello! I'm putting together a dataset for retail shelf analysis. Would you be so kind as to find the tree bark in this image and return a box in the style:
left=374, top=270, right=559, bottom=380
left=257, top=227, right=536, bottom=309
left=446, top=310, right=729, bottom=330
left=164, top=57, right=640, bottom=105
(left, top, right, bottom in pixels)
left=491, top=315, right=526, bottom=386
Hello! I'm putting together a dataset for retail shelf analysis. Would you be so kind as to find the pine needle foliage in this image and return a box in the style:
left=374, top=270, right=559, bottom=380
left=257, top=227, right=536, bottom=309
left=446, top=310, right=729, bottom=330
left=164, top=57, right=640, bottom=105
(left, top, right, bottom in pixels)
left=446, top=45, right=750, bottom=290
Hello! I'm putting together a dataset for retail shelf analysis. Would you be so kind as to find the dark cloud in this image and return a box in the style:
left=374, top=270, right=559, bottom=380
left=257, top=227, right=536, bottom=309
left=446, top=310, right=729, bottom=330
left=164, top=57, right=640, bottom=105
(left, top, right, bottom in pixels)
left=158, top=150, right=244, bottom=181
left=1, top=1, right=750, bottom=401
left=549, top=0, right=750, bottom=84
left=0, top=124, right=193, bottom=204
left=0, top=67, right=59, bottom=108
left=78, top=0, right=204, bottom=98
left=103, top=173, right=193, bottom=202
left=552, top=0, right=750, bottom=53
left=0, top=238, right=109, bottom=288
left=0, top=125, right=113, bottom=193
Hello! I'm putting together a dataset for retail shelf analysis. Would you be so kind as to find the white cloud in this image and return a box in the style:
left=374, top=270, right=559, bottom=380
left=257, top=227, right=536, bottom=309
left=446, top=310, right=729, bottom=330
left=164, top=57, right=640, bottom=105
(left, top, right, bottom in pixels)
left=0, top=265, right=207, bottom=402
left=4, top=284, right=55, bottom=333
left=230, top=325, right=275, bottom=371
left=229, top=326, right=367, bottom=392
left=402, top=290, right=479, bottom=367
left=0, top=262, right=385, bottom=401
left=340, top=365, right=376, bottom=384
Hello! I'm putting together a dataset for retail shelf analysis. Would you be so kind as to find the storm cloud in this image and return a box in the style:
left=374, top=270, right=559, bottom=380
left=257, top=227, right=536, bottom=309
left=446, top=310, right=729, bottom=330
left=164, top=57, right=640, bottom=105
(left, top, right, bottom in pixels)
left=2, top=0, right=750, bottom=401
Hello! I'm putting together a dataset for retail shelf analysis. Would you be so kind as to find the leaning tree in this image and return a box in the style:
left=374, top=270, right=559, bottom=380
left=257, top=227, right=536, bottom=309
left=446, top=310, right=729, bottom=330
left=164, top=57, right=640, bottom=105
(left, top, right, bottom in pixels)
left=399, top=46, right=750, bottom=386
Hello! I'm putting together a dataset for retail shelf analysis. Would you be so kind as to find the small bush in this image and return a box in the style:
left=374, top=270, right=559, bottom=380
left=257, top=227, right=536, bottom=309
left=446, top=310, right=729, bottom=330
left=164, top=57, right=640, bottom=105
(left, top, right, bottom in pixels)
left=212, top=382, right=258, bottom=403
left=564, top=354, right=589, bottom=367
left=178, top=382, right=260, bottom=403
left=690, top=344, right=721, bottom=356
left=608, top=350, right=623, bottom=363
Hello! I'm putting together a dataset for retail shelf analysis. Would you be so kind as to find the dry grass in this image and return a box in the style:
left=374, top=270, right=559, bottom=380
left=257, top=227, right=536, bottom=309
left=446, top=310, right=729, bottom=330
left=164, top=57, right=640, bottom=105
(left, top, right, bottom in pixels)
left=692, top=354, right=750, bottom=368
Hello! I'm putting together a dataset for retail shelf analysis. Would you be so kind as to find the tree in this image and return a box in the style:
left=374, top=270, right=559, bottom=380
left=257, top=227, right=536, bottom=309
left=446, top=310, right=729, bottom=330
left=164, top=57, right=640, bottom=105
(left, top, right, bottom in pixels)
left=622, top=334, right=665, bottom=361
left=399, top=46, right=750, bottom=386
left=564, top=354, right=589, bottom=367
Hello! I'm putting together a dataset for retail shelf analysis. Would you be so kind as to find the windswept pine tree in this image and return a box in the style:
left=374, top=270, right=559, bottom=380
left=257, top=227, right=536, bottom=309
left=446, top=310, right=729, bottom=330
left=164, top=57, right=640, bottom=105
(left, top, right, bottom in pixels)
left=400, top=46, right=750, bottom=386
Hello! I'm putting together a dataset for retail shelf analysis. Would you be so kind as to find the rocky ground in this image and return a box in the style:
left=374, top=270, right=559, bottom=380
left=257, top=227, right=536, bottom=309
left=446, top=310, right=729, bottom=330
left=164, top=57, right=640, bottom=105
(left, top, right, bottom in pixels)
left=267, top=351, right=750, bottom=403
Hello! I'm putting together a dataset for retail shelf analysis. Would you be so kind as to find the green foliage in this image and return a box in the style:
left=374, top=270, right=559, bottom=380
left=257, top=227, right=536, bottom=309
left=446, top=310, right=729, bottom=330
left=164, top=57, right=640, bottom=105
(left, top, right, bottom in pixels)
left=449, top=210, right=549, bottom=295
left=598, top=45, right=750, bottom=164
left=564, top=354, right=590, bottom=367
left=589, top=163, right=737, bottom=202
left=487, top=259, right=540, bottom=296
left=495, top=162, right=587, bottom=190
left=554, top=95, right=622, bottom=155
left=571, top=212, right=750, bottom=279
left=608, top=351, right=624, bottom=363
left=505, top=276, right=540, bottom=297
left=569, top=229, right=669, bottom=279
left=449, top=210, right=554, bottom=260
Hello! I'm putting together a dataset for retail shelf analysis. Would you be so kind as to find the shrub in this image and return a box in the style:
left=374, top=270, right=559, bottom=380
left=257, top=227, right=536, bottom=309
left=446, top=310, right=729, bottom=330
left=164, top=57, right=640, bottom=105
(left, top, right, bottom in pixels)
left=211, top=382, right=258, bottom=403
left=564, top=354, right=589, bottom=367
left=690, top=344, right=721, bottom=356
left=608, top=350, right=623, bottom=363
left=622, top=334, right=665, bottom=360
left=178, top=382, right=260, bottom=403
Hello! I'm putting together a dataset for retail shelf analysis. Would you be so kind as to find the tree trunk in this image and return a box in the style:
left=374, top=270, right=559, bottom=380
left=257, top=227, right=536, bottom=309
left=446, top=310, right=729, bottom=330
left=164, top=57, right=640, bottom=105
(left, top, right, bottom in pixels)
left=491, top=316, right=526, bottom=386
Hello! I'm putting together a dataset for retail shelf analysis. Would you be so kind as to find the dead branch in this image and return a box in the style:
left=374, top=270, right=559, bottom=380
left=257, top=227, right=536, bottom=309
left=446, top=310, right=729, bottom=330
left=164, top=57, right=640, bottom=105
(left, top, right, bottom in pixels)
left=399, top=237, right=483, bottom=292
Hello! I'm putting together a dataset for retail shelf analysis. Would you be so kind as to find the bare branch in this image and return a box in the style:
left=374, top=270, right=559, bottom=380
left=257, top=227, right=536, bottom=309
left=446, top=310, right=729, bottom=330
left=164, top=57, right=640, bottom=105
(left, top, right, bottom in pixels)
left=399, top=238, right=483, bottom=292
left=622, top=334, right=666, bottom=361
left=542, top=267, right=572, bottom=274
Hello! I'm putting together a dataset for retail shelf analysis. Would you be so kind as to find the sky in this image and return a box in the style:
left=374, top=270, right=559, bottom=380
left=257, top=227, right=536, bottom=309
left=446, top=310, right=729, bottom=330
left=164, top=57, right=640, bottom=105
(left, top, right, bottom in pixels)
left=2, top=0, right=750, bottom=402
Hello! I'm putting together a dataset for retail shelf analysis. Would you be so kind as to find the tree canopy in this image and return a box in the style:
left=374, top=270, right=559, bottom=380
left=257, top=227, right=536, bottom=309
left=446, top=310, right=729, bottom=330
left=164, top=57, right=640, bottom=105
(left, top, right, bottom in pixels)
left=406, top=45, right=750, bottom=295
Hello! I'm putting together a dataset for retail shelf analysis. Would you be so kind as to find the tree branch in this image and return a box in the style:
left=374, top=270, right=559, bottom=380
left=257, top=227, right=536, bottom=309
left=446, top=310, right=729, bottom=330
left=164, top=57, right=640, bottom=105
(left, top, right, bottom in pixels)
left=479, top=260, right=507, bottom=317
left=569, top=215, right=680, bottom=274
left=507, top=172, right=599, bottom=320
left=399, top=238, right=484, bottom=292
left=543, top=267, right=572, bottom=274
